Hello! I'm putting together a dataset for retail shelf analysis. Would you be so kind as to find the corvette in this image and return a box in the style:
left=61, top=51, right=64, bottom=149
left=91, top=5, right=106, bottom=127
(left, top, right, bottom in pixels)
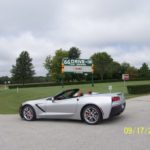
left=19, top=88, right=126, bottom=124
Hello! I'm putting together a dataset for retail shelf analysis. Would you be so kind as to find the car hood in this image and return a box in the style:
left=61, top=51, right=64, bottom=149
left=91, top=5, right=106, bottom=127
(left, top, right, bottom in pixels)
left=22, top=97, right=52, bottom=105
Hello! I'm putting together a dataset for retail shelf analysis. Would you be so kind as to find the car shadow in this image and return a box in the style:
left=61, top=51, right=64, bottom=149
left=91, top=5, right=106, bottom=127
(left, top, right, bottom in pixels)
left=37, top=118, right=83, bottom=124
left=33, top=114, right=127, bottom=125
left=102, top=114, right=127, bottom=125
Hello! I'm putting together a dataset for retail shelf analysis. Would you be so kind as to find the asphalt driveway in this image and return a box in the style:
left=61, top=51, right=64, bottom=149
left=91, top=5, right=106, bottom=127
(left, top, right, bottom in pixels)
left=0, top=95, right=150, bottom=150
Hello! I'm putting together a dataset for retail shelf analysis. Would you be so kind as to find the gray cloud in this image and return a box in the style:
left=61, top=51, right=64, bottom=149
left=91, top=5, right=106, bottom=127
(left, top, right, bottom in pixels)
left=0, top=0, right=150, bottom=76
left=0, top=0, right=63, bottom=36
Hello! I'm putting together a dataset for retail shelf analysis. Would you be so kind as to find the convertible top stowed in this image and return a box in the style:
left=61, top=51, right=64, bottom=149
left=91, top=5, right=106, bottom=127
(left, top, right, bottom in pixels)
left=19, top=88, right=126, bottom=125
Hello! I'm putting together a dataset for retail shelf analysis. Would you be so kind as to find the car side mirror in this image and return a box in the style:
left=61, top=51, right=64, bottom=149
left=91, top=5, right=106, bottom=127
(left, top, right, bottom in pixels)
left=51, top=97, right=55, bottom=103
left=47, top=97, right=55, bottom=102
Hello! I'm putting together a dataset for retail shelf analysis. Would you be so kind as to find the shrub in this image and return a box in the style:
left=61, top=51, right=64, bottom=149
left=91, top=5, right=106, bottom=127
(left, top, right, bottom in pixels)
left=8, top=81, right=92, bottom=89
left=127, top=85, right=150, bottom=94
left=8, top=82, right=58, bottom=89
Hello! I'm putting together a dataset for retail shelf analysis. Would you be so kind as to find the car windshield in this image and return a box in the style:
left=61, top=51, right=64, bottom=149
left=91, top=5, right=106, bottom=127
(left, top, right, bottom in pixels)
left=54, top=89, right=79, bottom=100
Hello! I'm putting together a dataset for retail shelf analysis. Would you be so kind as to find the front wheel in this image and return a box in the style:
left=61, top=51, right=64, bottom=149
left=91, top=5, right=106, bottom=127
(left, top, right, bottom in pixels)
left=82, top=105, right=102, bottom=125
left=21, top=105, right=36, bottom=121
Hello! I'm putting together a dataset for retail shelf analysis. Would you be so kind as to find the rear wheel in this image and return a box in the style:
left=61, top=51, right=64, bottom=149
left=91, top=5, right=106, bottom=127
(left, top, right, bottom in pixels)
left=82, top=105, right=102, bottom=125
left=22, top=105, right=36, bottom=121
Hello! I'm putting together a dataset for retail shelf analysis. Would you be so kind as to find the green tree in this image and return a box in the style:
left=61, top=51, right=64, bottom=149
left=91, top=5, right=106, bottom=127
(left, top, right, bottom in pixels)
left=91, top=52, right=113, bottom=80
left=51, top=49, right=69, bottom=81
left=125, top=66, right=139, bottom=79
left=119, top=62, right=139, bottom=79
left=11, top=51, right=35, bottom=84
left=139, top=63, right=150, bottom=78
left=0, top=76, right=10, bottom=84
left=44, top=55, right=52, bottom=79
left=120, top=62, right=130, bottom=74
left=108, top=61, right=121, bottom=79
left=68, top=47, right=82, bottom=81
left=68, top=47, right=81, bottom=59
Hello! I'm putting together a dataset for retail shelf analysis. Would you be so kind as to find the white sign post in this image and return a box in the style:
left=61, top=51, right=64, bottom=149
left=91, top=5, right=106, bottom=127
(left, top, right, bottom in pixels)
left=4, top=81, right=7, bottom=90
left=108, top=85, right=112, bottom=93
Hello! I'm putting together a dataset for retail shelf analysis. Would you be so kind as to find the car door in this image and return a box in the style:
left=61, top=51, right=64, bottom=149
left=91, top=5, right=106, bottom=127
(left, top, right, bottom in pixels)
left=45, top=97, right=78, bottom=118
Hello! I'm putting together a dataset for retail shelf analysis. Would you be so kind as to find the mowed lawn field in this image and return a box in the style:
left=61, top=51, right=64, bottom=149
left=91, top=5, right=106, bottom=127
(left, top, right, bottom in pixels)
left=0, top=80, right=150, bottom=114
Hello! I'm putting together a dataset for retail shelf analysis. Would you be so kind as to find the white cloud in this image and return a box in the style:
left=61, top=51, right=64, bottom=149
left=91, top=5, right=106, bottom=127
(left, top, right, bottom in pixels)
left=0, top=0, right=150, bottom=76
left=80, top=45, right=150, bottom=68
left=0, top=33, right=56, bottom=76
left=104, top=46, right=150, bottom=68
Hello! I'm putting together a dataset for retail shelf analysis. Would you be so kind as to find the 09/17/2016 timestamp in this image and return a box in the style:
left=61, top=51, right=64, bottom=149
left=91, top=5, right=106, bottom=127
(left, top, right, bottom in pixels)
left=124, top=127, right=150, bottom=135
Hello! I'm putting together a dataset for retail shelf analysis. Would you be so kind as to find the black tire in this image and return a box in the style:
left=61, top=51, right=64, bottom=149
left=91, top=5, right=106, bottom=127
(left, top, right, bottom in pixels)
left=21, top=105, right=36, bottom=121
left=82, top=105, right=102, bottom=125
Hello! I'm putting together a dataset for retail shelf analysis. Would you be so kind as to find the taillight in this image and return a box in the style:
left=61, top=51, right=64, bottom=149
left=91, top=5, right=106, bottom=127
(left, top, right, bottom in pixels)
left=112, top=96, right=120, bottom=102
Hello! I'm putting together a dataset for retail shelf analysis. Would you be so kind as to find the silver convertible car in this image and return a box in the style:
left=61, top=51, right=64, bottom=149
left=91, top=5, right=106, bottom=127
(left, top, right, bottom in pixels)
left=19, top=88, right=126, bottom=124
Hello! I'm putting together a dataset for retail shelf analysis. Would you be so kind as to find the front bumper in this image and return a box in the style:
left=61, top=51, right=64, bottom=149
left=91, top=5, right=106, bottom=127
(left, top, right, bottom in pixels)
left=109, top=102, right=126, bottom=117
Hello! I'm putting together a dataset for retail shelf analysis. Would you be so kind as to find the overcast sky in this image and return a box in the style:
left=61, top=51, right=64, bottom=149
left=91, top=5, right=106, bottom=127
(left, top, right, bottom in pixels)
left=0, top=0, right=150, bottom=77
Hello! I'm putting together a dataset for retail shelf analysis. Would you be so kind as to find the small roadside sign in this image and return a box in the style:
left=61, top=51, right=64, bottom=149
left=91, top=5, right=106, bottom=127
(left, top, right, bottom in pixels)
left=122, top=74, right=129, bottom=87
left=122, top=74, right=129, bottom=81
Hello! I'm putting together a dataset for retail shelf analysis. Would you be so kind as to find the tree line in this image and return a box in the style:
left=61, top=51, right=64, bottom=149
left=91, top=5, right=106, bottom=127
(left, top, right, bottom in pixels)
left=43, top=47, right=150, bottom=82
left=0, top=47, right=149, bottom=84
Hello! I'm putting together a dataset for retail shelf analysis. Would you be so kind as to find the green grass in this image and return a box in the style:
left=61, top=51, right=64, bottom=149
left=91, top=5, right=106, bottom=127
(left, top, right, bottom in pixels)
left=0, top=80, right=150, bottom=114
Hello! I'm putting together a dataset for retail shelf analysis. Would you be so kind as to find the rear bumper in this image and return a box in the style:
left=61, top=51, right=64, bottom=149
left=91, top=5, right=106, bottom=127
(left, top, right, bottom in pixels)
left=109, top=102, right=126, bottom=117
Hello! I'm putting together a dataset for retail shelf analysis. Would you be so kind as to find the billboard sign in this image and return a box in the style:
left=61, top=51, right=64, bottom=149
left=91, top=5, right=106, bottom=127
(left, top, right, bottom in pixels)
left=62, top=58, right=93, bottom=73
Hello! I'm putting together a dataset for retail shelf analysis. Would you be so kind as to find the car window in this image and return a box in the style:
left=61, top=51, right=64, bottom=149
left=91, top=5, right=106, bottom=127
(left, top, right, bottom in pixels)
left=54, top=89, right=79, bottom=100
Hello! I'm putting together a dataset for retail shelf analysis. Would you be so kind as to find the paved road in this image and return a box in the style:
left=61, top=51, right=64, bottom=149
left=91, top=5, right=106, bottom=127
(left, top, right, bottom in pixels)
left=0, top=95, right=150, bottom=150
